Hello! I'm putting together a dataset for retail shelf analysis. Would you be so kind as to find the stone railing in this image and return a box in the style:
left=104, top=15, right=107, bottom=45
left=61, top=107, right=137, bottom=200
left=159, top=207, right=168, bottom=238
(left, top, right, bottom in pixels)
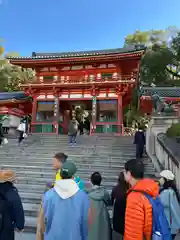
left=156, top=133, right=180, bottom=190
left=146, top=115, right=180, bottom=189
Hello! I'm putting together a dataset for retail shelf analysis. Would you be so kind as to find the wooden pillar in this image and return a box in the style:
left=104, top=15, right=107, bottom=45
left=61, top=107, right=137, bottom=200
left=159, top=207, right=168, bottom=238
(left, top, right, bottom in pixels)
left=117, top=94, right=123, bottom=136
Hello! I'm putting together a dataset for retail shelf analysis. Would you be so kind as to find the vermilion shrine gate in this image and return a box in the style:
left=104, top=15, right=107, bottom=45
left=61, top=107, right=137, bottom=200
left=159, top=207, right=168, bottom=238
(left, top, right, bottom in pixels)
left=9, top=46, right=144, bottom=135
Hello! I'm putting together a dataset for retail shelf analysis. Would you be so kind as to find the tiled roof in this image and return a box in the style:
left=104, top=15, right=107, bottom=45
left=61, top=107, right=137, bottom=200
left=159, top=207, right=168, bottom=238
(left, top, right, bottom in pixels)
left=7, top=45, right=145, bottom=60
left=140, top=87, right=180, bottom=98
left=0, top=91, right=30, bottom=101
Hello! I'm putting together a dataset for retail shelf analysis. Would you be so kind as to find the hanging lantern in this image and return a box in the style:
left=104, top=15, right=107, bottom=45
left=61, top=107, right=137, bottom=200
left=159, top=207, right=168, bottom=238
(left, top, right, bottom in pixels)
left=90, top=74, right=95, bottom=81
left=84, top=75, right=89, bottom=82
left=53, top=76, right=58, bottom=82
left=39, top=76, right=44, bottom=83
left=97, top=73, right=101, bottom=80
left=112, top=72, right=118, bottom=79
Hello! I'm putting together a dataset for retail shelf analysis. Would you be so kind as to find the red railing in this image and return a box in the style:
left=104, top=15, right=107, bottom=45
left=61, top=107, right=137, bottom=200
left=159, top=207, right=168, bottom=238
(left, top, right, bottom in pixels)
left=34, top=74, right=137, bottom=85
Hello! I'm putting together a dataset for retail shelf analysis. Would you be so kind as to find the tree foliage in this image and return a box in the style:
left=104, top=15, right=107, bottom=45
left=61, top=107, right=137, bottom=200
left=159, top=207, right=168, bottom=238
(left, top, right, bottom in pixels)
left=0, top=44, right=35, bottom=92
left=124, top=27, right=180, bottom=86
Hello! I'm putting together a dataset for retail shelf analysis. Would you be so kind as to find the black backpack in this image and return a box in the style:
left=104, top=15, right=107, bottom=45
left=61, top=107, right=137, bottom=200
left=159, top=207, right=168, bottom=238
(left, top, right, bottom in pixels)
left=0, top=191, right=14, bottom=240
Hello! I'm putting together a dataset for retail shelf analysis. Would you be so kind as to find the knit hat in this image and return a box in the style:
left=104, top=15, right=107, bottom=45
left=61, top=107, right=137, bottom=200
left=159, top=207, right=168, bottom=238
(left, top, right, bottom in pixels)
left=60, top=161, right=77, bottom=179
left=160, top=170, right=175, bottom=181
left=0, top=170, right=16, bottom=183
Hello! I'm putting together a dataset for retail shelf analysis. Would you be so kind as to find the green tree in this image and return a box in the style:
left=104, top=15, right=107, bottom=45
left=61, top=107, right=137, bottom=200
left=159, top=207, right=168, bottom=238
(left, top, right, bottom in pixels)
left=124, top=27, right=180, bottom=86
left=0, top=45, right=35, bottom=91
left=3, top=64, right=35, bottom=91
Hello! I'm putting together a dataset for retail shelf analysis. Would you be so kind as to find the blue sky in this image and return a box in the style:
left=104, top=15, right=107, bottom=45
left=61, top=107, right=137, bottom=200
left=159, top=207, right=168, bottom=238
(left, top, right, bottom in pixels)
left=0, top=0, right=180, bottom=56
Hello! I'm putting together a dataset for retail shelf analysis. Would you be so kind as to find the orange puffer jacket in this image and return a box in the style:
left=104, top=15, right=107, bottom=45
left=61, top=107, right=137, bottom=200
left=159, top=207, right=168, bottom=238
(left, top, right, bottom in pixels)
left=124, top=178, right=159, bottom=240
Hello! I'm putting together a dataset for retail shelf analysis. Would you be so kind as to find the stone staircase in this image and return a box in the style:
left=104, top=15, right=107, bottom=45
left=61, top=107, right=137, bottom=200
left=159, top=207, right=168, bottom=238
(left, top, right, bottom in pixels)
left=0, top=134, right=157, bottom=233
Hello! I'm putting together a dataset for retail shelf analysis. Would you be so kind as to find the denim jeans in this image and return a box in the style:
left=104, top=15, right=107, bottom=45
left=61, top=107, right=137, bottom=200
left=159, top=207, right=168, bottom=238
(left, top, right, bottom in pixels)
left=69, top=134, right=76, bottom=144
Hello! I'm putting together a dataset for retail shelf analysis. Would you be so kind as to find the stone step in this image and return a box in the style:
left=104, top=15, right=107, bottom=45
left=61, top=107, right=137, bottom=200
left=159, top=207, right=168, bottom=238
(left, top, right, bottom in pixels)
left=2, top=164, right=155, bottom=174
left=23, top=203, right=39, bottom=218
left=16, top=172, right=156, bottom=187
left=24, top=216, right=37, bottom=232
left=0, top=153, right=136, bottom=158
left=15, top=173, right=157, bottom=194
left=0, top=157, right=151, bottom=166
left=13, top=165, right=154, bottom=178
left=0, top=134, right=157, bottom=235
left=1, top=147, right=136, bottom=151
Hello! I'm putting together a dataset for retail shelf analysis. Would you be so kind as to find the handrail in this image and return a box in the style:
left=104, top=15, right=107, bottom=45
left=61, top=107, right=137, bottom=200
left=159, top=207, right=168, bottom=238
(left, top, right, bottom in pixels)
left=157, top=133, right=179, bottom=167
left=155, top=132, right=180, bottom=190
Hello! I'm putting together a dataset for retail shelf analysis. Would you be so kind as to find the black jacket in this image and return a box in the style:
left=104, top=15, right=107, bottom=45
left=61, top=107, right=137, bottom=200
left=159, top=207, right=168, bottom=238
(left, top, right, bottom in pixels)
left=0, top=182, right=25, bottom=240
left=111, top=185, right=127, bottom=235
left=0, top=124, right=4, bottom=138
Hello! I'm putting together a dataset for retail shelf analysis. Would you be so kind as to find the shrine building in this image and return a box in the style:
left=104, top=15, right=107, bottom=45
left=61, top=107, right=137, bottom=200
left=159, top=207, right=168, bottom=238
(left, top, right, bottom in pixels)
left=9, top=46, right=144, bottom=135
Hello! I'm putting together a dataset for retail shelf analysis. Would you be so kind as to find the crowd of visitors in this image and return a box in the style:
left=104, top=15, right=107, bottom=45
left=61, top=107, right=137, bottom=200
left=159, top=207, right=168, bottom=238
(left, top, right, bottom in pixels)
left=37, top=155, right=180, bottom=240
left=0, top=151, right=180, bottom=239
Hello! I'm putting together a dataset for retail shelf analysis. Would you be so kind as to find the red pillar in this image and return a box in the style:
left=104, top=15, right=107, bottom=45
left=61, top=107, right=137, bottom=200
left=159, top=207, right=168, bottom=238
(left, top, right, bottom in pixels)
left=117, top=94, right=123, bottom=135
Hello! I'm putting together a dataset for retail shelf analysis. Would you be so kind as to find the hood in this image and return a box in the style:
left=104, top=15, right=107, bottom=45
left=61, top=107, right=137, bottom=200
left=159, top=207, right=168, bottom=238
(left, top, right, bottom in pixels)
left=130, top=178, right=159, bottom=197
left=0, top=182, right=14, bottom=195
left=54, top=179, right=79, bottom=199
left=88, top=186, right=107, bottom=201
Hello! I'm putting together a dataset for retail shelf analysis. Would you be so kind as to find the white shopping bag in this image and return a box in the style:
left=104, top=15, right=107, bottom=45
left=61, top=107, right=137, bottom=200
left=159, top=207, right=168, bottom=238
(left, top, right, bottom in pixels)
left=3, top=138, right=8, bottom=145
left=23, top=133, right=27, bottom=138
left=17, top=123, right=26, bottom=132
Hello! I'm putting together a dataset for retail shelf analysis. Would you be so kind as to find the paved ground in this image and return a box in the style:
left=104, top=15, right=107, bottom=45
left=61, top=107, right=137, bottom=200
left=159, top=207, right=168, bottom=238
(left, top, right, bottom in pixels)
left=15, top=232, right=180, bottom=240
left=15, top=232, right=36, bottom=240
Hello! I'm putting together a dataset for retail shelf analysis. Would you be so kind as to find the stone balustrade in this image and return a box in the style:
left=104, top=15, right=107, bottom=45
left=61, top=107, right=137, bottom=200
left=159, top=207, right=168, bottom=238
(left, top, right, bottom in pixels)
left=146, top=115, right=180, bottom=189
left=155, top=133, right=180, bottom=190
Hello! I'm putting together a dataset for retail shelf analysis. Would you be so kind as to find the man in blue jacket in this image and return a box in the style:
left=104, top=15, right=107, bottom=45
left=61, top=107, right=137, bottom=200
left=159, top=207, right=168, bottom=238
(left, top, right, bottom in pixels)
left=37, top=161, right=90, bottom=240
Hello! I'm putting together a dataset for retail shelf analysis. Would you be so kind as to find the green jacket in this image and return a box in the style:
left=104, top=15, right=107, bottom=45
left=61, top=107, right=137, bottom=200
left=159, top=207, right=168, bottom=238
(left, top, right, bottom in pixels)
left=87, top=186, right=112, bottom=240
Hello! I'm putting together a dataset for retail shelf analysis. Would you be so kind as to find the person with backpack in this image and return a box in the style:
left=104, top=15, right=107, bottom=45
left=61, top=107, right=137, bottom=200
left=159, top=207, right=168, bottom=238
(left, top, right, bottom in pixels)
left=0, top=169, right=24, bottom=240
left=111, top=172, right=129, bottom=239
left=124, top=159, right=171, bottom=240
left=159, top=170, right=180, bottom=239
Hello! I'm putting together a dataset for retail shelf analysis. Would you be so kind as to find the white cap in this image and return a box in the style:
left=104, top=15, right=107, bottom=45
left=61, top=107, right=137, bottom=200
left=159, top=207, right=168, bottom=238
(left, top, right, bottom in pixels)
left=160, top=170, right=175, bottom=181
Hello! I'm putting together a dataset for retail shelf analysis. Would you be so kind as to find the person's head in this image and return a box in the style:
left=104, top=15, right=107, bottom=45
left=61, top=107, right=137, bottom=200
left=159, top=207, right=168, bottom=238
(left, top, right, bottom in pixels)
left=91, top=172, right=102, bottom=186
left=117, top=171, right=130, bottom=192
left=0, top=169, right=16, bottom=184
left=138, top=125, right=144, bottom=131
left=60, top=161, right=77, bottom=179
left=118, top=172, right=129, bottom=187
left=159, top=170, right=174, bottom=186
left=159, top=170, right=180, bottom=203
left=124, top=159, right=144, bottom=186
left=53, top=152, right=68, bottom=170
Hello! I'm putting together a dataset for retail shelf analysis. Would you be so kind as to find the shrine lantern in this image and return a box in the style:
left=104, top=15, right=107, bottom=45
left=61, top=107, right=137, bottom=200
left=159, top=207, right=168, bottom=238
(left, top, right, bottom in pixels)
left=90, top=74, right=95, bottom=81
left=84, top=75, right=88, bottom=81
left=97, top=73, right=101, bottom=80
left=112, top=72, right=118, bottom=79
left=39, top=76, right=43, bottom=83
